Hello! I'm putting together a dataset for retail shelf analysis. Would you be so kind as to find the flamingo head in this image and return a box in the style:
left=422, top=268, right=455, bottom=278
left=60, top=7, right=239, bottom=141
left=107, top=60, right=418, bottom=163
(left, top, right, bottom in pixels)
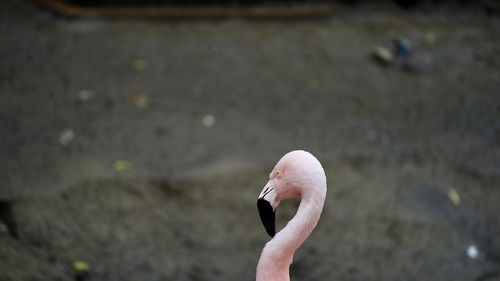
left=257, top=150, right=326, bottom=237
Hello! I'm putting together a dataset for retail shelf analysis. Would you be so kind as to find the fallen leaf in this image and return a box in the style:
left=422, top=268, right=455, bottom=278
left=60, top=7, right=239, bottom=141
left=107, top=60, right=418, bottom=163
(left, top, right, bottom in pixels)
left=73, top=261, right=90, bottom=272
left=114, top=160, right=133, bottom=172
left=132, top=59, right=147, bottom=71
left=133, top=94, right=149, bottom=108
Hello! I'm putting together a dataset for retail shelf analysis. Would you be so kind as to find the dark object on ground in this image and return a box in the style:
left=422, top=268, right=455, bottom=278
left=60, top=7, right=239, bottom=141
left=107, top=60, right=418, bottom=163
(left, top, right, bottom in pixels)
left=393, top=38, right=413, bottom=61
left=394, top=0, right=420, bottom=8
left=485, top=1, right=500, bottom=15
left=34, top=0, right=333, bottom=18
left=0, top=200, right=18, bottom=239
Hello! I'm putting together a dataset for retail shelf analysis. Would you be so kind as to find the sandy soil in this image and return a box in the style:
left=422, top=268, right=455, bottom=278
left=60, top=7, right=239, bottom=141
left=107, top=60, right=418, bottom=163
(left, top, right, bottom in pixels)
left=1, top=1, right=499, bottom=280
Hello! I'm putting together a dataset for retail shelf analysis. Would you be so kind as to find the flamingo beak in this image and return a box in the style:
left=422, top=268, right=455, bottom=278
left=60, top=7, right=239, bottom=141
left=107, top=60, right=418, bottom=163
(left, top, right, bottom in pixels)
left=257, top=182, right=279, bottom=237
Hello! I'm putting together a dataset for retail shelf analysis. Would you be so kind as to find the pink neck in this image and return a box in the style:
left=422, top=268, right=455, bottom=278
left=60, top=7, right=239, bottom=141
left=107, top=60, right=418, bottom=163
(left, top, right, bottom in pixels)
left=256, top=189, right=325, bottom=281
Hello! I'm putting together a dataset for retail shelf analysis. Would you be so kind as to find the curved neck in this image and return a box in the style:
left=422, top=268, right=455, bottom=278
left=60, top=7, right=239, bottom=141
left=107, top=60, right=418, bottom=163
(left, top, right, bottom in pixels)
left=256, top=188, right=325, bottom=281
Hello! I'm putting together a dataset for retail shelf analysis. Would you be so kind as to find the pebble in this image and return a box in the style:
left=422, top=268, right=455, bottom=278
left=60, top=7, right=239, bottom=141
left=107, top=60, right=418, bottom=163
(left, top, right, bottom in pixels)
left=202, top=115, right=215, bottom=127
left=372, top=46, right=394, bottom=66
left=447, top=188, right=461, bottom=206
left=77, top=90, right=95, bottom=101
left=467, top=245, right=479, bottom=259
left=58, top=129, right=75, bottom=146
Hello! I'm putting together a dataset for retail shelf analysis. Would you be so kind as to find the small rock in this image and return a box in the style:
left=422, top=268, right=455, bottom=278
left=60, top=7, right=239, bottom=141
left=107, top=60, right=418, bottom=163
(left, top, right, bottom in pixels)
left=447, top=188, right=461, bottom=206
left=202, top=115, right=215, bottom=127
left=467, top=245, right=479, bottom=259
left=58, top=129, right=75, bottom=146
left=372, top=46, right=394, bottom=66
left=77, top=90, right=95, bottom=101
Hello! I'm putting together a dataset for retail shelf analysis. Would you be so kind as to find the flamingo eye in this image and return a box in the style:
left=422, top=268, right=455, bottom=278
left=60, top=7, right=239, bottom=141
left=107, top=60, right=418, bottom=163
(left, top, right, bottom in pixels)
left=275, top=170, right=281, bottom=177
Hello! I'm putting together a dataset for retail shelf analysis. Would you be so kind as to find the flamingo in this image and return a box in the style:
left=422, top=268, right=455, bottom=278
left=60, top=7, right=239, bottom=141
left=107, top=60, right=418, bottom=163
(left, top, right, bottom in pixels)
left=256, top=150, right=327, bottom=281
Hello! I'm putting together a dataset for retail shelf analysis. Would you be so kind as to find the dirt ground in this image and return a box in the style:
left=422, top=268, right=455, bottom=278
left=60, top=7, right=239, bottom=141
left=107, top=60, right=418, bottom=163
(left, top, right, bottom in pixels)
left=1, top=1, right=500, bottom=281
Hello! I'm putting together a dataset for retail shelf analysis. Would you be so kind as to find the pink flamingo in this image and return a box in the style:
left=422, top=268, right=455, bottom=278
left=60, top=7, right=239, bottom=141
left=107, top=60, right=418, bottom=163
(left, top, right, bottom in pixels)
left=256, top=150, right=327, bottom=281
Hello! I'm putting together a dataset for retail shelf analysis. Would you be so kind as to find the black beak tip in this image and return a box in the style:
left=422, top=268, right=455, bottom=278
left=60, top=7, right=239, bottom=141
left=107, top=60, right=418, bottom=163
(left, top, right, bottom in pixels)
left=257, top=198, right=276, bottom=237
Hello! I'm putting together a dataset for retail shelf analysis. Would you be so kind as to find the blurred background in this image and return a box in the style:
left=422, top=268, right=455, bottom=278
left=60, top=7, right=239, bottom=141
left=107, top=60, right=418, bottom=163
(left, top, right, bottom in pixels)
left=1, top=0, right=500, bottom=280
